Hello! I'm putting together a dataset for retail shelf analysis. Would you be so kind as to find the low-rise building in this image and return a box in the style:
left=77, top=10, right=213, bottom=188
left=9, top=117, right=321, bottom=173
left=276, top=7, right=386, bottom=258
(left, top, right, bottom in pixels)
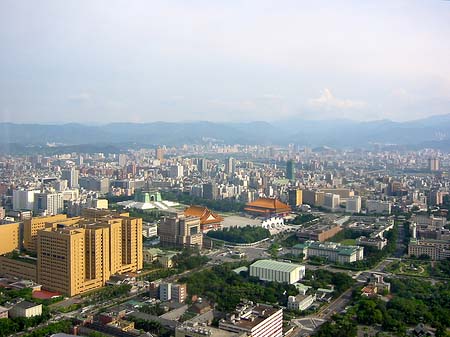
left=408, top=239, right=450, bottom=260
left=297, top=222, right=342, bottom=242
left=356, top=236, right=387, bottom=250
left=9, top=301, right=42, bottom=318
left=293, top=240, right=364, bottom=264
left=249, top=259, right=305, bottom=284
left=287, top=294, right=316, bottom=311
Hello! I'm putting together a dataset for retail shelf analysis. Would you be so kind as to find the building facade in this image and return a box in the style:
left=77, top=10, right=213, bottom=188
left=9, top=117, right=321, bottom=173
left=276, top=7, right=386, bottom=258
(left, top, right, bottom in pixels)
left=219, top=302, right=283, bottom=337
left=249, top=259, right=305, bottom=284
left=36, top=212, right=143, bottom=296
left=158, top=213, right=203, bottom=247
left=293, top=240, right=364, bottom=264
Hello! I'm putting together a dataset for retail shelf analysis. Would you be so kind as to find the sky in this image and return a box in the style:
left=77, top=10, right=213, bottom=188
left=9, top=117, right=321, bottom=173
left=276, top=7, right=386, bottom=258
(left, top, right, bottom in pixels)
left=0, top=0, right=449, bottom=124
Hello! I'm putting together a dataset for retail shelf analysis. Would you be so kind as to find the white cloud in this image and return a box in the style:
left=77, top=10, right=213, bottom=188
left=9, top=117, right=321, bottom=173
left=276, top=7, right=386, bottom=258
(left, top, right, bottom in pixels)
left=308, top=88, right=366, bottom=110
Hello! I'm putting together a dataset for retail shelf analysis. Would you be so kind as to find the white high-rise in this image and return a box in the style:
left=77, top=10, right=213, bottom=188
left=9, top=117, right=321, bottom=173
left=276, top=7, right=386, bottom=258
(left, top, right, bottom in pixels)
left=346, top=196, right=361, bottom=213
left=13, top=189, right=39, bottom=210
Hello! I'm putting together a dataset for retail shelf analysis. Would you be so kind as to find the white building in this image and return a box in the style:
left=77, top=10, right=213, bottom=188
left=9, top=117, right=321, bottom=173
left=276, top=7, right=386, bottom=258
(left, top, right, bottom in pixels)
left=143, top=222, right=158, bottom=238
left=12, top=189, right=39, bottom=211
left=293, top=241, right=364, bottom=264
left=61, top=167, right=79, bottom=188
left=249, top=260, right=305, bottom=284
left=261, top=217, right=284, bottom=229
left=9, top=301, right=42, bottom=318
left=287, top=294, right=316, bottom=311
left=169, top=165, right=184, bottom=179
left=346, top=196, right=361, bottom=213
left=323, top=193, right=340, bottom=211
left=219, top=302, right=283, bottom=337
left=366, top=200, right=391, bottom=214
left=33, top=192, right=64, bottom=215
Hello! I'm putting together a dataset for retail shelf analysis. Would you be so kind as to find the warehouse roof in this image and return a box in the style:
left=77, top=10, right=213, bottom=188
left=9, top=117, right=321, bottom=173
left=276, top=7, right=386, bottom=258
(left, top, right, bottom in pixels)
left=250, top=259, right=304, bottom=273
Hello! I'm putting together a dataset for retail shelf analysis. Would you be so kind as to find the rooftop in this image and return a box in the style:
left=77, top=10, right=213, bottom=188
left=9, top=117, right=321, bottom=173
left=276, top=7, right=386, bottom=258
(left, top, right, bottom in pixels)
left=250, top=259, right=304, bottom=273
left=14, top=301, right=41, bottom=310
left=245, top=198, right=291, bottom=212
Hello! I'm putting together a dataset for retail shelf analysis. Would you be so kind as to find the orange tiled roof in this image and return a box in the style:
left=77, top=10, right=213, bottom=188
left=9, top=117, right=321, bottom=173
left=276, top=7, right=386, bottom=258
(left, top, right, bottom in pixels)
left=245, top=198, right=291, bottom=212
left=184, top=205, right=224, bottom=225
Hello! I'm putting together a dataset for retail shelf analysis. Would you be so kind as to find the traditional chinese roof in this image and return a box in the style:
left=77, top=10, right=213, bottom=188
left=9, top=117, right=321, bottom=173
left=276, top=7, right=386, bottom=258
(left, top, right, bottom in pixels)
left=184, top=205, right=224, bottom=225
left=244, top=198, right=291, bottom=214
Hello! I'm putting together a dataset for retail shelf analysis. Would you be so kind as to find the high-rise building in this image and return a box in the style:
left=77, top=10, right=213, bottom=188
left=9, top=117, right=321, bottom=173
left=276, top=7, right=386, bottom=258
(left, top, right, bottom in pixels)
left=288, top=189, right=303, bottom=207
left=158, top=213, right=202, bottom=248
left=286, top=160, right=295, bottom=181
left=197, top=158, right=208, bottom=174
left=302, top=190, right=325, bottom=207
left=202, top=182, right=218, bottom=200
left=0, top=222, right=21, bottom=255
left=61, top=167, right=79, bottom=188
left=24, top=214, right=72, bottom=252
left=12, top=189, right=39, bottom=211
left=118, top=154, right=127, bottom=167
left=159, top=283, right=171, bottom=301
left=225, top=157, right=235, bottom=175
left=171, top=283, right=187, bottom=303
left=36, top=211, right=143, bottom=296
left=33, top=192, right=64, bottom=216
left=169, top=164, right=184, bottom=179
left=428, top=158, right=440, bottom=172
left=156, top=147, right=164, bottom=162
left=346, top=196, right=361, bottom=213
left=79, top=177, right=110, bottom=194
left=323, top=193, right=340, bottom=211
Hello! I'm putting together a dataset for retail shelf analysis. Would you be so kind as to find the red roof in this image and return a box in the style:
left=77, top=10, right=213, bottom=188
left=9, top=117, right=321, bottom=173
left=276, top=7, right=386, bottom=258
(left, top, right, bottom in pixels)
left=244, top=198, right=291, bottom=213
left=184, top=205, right=224, bottom=225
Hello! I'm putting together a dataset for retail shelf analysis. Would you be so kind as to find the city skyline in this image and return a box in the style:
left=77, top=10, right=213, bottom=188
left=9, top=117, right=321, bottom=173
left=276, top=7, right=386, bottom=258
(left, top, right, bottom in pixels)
left=1, top=0, right=449, bottom=124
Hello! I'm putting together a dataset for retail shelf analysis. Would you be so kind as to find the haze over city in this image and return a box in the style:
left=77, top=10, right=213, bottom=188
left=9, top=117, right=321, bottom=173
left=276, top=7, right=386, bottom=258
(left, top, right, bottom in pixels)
left=1, top=0, right=450, bottom=124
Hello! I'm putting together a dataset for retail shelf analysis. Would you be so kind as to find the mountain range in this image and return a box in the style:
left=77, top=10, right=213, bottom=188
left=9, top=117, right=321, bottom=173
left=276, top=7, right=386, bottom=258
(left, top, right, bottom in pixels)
left=1, top=113, right=450, bottom=153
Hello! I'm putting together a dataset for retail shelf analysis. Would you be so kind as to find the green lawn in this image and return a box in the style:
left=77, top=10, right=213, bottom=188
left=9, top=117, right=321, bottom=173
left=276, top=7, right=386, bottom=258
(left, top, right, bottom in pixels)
left=340, top=239, right=356, bottom=246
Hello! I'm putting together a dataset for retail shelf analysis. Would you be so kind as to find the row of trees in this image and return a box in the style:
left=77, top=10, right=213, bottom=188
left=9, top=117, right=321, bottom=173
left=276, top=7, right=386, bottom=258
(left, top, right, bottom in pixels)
left=290, top=213, right=318, bottom=226
left=180, top=263, right=298, bottom=312
left=316, top=277, right=450, bottom=337
left=207, top=225, right=270, bottom=244
left=353, top=277, right=450, bottom=336
left=162, top=191, right=245, bottom=213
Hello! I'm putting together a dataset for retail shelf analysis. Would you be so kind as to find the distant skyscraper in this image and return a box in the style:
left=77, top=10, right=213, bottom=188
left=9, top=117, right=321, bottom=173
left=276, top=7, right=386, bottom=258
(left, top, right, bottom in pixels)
left=156, top=147, right=164, bottom=162
left=13, top=189, right=39, bottom=210
left=61, top=167, right=79, bottom=188
left=203, top=182, right=218, bottom=200
left=225, top=157, right=235, bottom=175
left=429, top=158, right=439, bottom=172
left=198, top=158, right=208, bottom=174
left=286, top=160, right=295, bottom=180
left=33, top=192, right=64, bottom=216
left=118, top=154, right=127, bottom=167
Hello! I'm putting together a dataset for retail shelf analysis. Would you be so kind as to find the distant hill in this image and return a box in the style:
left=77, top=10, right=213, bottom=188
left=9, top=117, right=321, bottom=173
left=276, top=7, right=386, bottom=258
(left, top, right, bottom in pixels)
left=1, top=113, right=450, bottom=151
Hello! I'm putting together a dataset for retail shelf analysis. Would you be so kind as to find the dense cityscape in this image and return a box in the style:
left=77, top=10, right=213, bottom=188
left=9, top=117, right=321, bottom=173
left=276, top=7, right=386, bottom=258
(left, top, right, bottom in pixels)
left=0, top=144, right=450, bottom=337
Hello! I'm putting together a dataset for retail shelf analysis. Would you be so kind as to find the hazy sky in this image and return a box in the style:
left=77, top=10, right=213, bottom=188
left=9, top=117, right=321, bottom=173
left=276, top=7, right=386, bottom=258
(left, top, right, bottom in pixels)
left=1, top=0, right=449, bottom=123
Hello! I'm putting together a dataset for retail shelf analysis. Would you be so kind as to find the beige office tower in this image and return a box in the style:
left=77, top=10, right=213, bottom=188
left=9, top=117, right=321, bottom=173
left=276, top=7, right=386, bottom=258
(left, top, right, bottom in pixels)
left=36, top=212, right=143, bottom=296
left=158, top=213, right=202, bottom=247
left=23, top=214, right=70, bottom=253
left=0, top=222, right=21, bottom=255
